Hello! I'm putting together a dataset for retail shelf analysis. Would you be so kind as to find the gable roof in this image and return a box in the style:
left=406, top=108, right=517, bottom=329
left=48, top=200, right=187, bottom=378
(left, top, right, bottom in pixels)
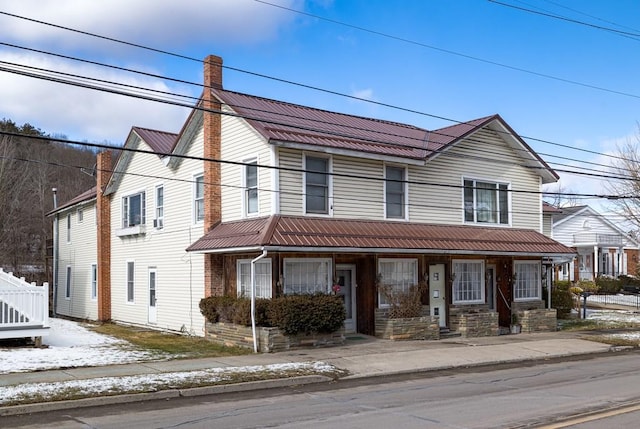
left=211, top=88, right=558, bottom=181
left=47, top=186, right=97, bottom=216
left=552, top=205, right=639, bottom=246
left=187, top=215, right=575, bottom=258
left=132, top=127, right=177, bottom=155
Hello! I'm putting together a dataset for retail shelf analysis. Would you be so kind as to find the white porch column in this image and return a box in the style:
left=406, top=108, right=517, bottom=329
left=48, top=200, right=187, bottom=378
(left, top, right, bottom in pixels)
left=593, top=246, right=599, bottom=279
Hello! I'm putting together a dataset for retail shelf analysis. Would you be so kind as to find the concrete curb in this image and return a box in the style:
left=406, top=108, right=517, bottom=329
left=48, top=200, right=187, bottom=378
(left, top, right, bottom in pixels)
left=0, top=375, right=332, bottom=417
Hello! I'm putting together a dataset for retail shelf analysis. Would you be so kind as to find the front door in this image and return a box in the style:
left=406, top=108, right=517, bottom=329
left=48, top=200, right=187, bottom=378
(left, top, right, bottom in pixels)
left=429, top=264, right=447, bottom=328
left=336, top=264, right=357, bottom=332
left=148, top=268, right=157, bottom=324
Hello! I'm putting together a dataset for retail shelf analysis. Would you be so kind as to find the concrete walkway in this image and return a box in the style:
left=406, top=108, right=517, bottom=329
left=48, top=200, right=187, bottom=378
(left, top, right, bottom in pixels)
left=0, top=330, right=620, bottom=416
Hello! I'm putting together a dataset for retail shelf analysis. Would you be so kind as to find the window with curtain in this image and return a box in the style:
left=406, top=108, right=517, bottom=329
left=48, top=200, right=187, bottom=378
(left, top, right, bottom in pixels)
left=283, top=258, right=331, bottom=294
left=122, top=191, right=146, bottom=228
left=514, top=261, right=541, bottom=300
left=237, top=259, right=272, bottom=298
left=378, top=258, right=418, bottom=307
left=463, top=179, right=509, bottom=225
left=452, top=260, right=484, bottom=303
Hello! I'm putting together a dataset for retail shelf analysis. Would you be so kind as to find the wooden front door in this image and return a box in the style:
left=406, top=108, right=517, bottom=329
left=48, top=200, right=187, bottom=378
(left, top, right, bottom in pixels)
left=496, top=261, right=512, bottom=327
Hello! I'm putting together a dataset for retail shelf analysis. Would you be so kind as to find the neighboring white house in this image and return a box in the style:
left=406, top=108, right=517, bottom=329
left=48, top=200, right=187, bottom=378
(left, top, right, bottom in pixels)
left=50, top=54, right=574, bottom=338
left=551, top=205, right=639, bottom=281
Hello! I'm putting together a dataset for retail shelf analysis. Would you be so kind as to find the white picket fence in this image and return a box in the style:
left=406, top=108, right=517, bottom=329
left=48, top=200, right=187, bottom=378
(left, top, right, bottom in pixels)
left=0, top=268, right=49, bottom=340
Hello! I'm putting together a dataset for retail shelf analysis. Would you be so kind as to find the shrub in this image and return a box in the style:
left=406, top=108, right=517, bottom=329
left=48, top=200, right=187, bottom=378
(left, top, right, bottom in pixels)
left=551, top=287, right=574, bottom=319
left=199, top=294, right=345, bottom=335
left=554, top=280, right=571, bottom=291
left=377, top=283, right=427, bottom=319
left=596, top=276, right=622, bottom=294
left=267, top=294, right=346, bottom=335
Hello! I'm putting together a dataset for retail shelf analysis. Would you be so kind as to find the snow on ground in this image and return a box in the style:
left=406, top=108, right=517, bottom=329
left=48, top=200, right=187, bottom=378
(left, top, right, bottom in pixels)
left=0, top=318, right=159, bottom=374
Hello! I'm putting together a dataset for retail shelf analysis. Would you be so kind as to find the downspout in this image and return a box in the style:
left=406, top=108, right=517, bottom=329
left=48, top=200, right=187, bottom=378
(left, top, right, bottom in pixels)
left=251, top=249, right=268, bottom=353
left=52, top=188, right=58, bottom=318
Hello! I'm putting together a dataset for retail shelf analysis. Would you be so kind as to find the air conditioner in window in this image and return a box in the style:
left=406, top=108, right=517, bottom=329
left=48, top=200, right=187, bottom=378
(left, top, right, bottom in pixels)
left=153, top=218, right=164, bottom=229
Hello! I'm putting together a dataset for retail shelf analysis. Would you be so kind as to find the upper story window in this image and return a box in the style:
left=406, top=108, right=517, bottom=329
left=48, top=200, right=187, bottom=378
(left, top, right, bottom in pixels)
left=514, top=261, right=541, bottom=301
left=237, top=258, right=272, bottom=298
left=66, top=213, right=71, bottom=243
left=155, top=185, right=164, bottom=229
left=464, top=179, right=509, bottom=225
left=385, top=165, right=406, bottom=219
left=304, top=155, right=330, bottom=215
left=378, top=258, right=418, bottom=307
left=122, top=191, right=146, bottom=228
left=244, top=160, right=258, bottom=216
left=452, top=259, right=484, bottom=304
left=194, top=174, right=204, bottom=223
left=77, top=208, right=83, bottom=223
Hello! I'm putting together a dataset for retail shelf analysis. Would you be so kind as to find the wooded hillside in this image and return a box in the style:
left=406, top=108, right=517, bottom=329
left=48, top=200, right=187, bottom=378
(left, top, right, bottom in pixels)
left=0, top=119, right=97, bottom=282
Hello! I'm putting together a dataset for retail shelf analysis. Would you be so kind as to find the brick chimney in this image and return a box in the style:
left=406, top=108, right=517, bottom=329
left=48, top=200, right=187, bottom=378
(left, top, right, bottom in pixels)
left=96, top=151, right=112, bottom=321
left=202, top=55, right=224, bottom=297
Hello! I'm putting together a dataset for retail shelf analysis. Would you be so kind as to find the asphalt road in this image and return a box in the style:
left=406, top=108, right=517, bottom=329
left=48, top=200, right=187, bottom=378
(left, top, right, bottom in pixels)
left=4, top=352, right=640, bottom=429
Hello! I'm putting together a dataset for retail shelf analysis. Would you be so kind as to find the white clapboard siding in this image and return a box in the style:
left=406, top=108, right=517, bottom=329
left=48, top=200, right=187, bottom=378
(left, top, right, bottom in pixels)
left=56, top=202, right=99, bottom=320
left=278, top=148, right=304, bottom=215
left=110, top=131, right=206, bottom=336
left=220, top=107, right=273, bottom=221
left=333, top=155, right=384, bottom=219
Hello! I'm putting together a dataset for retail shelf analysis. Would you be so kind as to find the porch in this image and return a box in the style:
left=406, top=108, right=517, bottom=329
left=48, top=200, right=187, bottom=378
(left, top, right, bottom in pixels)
left=0, top=268, right=50, bottom=342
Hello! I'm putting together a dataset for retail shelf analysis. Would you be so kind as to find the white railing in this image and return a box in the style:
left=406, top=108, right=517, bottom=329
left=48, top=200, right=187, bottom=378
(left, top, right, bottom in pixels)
left=0, top=268, right=49, bottom=333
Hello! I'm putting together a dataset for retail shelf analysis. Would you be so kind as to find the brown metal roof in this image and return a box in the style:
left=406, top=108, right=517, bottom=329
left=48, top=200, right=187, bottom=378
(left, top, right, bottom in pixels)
left=187, top=215, right=574, bottom=256
left=47, top=186, right=97, bottom=216
left=212, top=89, right=488, bottom=160
left=133, top=127, right=177, bottom=155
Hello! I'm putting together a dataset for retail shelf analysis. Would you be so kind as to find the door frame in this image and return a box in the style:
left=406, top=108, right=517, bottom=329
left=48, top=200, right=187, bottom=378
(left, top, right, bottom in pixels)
left=336, top=264, right=357, bottom=333
left=486, top=264, right=497, bottom=312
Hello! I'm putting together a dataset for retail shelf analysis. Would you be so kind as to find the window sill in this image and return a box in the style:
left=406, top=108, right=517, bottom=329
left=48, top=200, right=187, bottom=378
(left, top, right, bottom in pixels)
left=116, top=225, right=146, bottom=237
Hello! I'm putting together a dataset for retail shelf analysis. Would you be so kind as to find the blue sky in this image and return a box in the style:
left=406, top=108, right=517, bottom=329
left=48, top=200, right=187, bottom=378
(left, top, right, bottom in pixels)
left=0, top=0, right=638, bottom=213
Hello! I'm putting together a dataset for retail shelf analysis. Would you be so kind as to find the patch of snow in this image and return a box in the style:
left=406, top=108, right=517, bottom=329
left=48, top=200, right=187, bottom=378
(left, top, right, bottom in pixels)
left=0, top=318, right=159, bottom=374
left=0, top=362, right=338, bottom=404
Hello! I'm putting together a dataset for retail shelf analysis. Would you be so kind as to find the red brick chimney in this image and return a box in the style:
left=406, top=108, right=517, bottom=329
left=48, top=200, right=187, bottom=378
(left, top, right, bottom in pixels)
left=96, top=151, right=112, bottom=321
left=202, top=55, right=224, bottom=297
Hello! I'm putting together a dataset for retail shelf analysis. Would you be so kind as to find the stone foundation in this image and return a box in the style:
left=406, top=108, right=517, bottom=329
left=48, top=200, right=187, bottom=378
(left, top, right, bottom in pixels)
left=205, top=322, right=345, bottom=353
left=449, top=307, right=499, bottom=338
left=518, top=308, right=557, bottom=333
left=374, top=308, right=440, bottom=340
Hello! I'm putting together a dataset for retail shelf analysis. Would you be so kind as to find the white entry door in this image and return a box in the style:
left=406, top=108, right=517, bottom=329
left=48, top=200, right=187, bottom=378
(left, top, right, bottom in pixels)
left=336, top=264, right=357, bottom=332
left=148, top=268, right=157, bottom=324
left=429, top=264, right=446, bottom=328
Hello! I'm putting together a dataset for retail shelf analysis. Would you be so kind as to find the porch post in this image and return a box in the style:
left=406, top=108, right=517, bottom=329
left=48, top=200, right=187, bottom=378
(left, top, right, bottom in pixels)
left=593, top=246, right=598, bottom=280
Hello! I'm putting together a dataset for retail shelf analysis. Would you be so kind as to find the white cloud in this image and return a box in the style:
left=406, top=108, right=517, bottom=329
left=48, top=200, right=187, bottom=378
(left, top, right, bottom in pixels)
left=0, top=0, right=300, bottom=51
left=0, top=51, right=192, bottom=142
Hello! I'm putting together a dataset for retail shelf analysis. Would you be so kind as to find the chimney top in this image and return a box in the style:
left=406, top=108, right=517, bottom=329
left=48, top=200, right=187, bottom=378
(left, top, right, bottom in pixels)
left=204, top=55, right=223, bottom=91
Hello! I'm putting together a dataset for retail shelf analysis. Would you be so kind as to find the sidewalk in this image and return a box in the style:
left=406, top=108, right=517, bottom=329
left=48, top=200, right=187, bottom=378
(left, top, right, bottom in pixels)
left=0, top=330, right=619, bottom=416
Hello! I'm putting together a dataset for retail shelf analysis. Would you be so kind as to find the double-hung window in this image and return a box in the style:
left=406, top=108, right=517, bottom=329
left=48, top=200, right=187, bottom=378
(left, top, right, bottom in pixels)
left=66, top=214, right=71, bottom=243
left=77, top=208, right=83, bottom=223
left=283, top=258, right=331, bottom=295
left=514, top=261, right=541, bottom=300
left=126, top=261, right=135, bottom=303
left=91, top=264, right=97, bottom=300
left=464, top=179, right=509, bottom=225
left=122, top=192, right=146, bottom=228
left=378, top=258, right=418, bottom=307
left=244, top=160, right=258, bottom=216
left=194, top=174, right=204, bottom=223
left=155, top=185, right=164, bottom=229
left=385, top=165, right=406, bottom=219
left=305, top=155, right=330, bottom=214
left=237, top=259, right=272, bottom=298
left=65, top=265, right=72, bottom=299
left=452, top=259, right=484, bottom=304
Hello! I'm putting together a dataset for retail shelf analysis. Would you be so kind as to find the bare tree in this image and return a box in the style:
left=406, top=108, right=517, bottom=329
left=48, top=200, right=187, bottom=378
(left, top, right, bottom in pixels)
left=604, top=131, right=640, bottom=231
left=542, top=182, right=580, bottom=208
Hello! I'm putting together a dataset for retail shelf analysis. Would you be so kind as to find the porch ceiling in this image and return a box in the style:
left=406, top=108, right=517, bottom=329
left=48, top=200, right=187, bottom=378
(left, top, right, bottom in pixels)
left=187, top=215, right=575, bottom=257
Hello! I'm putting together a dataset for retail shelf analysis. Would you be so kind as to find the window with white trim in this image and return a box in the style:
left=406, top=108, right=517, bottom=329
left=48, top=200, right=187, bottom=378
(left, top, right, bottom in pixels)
left=464, top=179, right=509, bottom=225
left=66, top=214, right=71, bottom=243
left=385, top=165, right=406, bottom=219
left=77, top=208, right=83, bottom=223
left=305, top=155, right=330, bottom=214
left=91, top=263, right=97, bottom=300
left=65, top=265, right=72, bottom=299
left=155, top=185, right=164, bottom=229
left=514, top=261, right=541, bottom=300
left=452, top=259, right=485, bottom=304
left=126, top=261, right=135, bottom=303
left=237, top=259, right=272, bottom=298
left=283, top=258, right=331, bottom=294
left=194, top=174, right=204, bottom=223
left=378, top=258, right=418, bottom=307
left=122, top=191, right=146, bottom=228
left=244, top=160, right=258, bottom=216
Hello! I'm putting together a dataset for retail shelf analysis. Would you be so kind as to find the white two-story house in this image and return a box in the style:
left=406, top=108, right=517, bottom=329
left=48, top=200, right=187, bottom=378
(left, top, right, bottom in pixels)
left=51, top=54, right=574, bottom=337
